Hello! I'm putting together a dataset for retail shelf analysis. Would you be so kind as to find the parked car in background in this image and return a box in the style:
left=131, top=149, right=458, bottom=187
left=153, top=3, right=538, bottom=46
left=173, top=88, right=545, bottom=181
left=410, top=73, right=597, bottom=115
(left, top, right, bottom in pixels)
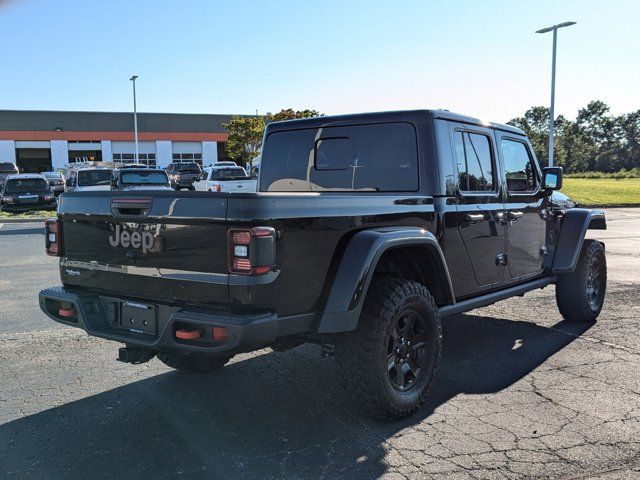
left=551, top=191, right=578, bottom=210
left=65, top=167, right=113, bottom=192
left=193, top=164, right=257, bottom=192
left=42, top=171, right=66, bottom=195
left=0, top=162, right=20, bottom=189
left=0, top=174, right=56, bottom=211
left=118, top=163, right=148, bottom=169
left=111, top=168, right=172, bottom=191
left=250, top=156, right=261, bottom=179
left=166, top=162, right=202, bottom=190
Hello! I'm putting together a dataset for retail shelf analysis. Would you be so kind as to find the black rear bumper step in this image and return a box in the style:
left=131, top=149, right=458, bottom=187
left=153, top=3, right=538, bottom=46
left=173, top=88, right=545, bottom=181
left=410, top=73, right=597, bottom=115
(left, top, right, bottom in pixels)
left=39, top=286, right=313, bottom=354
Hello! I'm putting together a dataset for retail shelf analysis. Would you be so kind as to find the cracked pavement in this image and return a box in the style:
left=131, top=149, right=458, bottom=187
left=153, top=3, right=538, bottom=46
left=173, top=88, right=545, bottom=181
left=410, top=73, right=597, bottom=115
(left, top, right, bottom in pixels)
left=0, top=209, right=639, bottom=479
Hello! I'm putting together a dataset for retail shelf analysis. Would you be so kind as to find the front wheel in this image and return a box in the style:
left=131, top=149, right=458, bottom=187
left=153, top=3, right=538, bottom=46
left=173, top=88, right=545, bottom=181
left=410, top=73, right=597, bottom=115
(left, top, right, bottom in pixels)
left=335, top=277, right=442, bottom=418
left=556, top=239, right=607, bottom=323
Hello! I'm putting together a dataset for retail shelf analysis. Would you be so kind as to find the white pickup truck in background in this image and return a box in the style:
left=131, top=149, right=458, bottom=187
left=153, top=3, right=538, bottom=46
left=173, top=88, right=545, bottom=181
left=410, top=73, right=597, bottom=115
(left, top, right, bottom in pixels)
left=193, top=164, right=257, bottom=192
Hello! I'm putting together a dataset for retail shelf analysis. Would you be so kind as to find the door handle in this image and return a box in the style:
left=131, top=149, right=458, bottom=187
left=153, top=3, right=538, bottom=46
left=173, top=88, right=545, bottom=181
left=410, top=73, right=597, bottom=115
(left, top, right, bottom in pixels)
left=507, top=211, right=524, bottom=221
left=464, top=213, right=485, bottom=223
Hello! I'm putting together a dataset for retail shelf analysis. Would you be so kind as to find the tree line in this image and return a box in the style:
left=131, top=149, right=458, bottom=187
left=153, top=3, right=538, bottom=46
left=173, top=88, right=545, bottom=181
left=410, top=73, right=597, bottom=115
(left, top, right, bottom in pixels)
left=508, top=101, right=640, bottom=174
left=223, top=109, right=320, bottom=166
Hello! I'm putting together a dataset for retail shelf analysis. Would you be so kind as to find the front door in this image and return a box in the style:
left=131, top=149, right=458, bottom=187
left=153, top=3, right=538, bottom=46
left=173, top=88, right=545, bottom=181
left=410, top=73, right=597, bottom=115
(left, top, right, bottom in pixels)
left=451, top=124, right=506, bottom=290
left=496, top=134, right=547, bottom=280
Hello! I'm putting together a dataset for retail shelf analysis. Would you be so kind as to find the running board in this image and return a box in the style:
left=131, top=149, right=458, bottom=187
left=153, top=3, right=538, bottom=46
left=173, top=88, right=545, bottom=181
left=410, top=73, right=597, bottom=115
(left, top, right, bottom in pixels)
left=439, top=276, right=556, bottom=318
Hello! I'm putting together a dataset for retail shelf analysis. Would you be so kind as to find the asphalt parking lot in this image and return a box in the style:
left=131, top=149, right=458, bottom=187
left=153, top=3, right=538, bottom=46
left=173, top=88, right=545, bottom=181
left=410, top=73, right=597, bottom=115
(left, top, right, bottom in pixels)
left=0, top=209, right=639, bottom=480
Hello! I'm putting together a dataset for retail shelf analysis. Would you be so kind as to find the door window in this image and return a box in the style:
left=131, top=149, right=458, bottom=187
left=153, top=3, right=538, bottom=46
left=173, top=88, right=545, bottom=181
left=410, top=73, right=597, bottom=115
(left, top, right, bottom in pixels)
left=501, top=139, right=537, bottom=192
left=453, top=131, right=494, bottom=192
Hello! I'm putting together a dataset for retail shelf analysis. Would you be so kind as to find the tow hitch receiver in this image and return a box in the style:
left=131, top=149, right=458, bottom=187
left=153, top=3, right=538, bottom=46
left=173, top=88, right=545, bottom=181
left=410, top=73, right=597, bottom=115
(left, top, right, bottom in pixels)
left=117, top=346, right=155, bottom=364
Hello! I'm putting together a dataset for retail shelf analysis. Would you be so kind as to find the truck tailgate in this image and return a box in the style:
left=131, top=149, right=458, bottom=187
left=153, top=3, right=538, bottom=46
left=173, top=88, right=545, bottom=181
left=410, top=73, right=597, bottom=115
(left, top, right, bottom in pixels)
left=57, top=191, right=229, bottom=307
left=220, top=179, right=257, bottom=192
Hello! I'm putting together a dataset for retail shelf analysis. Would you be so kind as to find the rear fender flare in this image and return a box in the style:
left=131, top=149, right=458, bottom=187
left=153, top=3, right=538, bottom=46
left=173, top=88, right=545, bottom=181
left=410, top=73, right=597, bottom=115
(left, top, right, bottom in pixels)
left=552, top=208, right=606, bottom=273
left=317, top=228, right=454, bottom=333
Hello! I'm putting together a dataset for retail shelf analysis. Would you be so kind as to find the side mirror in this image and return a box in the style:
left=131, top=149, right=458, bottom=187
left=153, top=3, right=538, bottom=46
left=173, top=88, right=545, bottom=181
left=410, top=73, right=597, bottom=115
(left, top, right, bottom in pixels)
left=110, top=178, right=118, bottom=188
left=543, top=166, right=563, bottom=191
left=65, top=179, right=72, bottom=187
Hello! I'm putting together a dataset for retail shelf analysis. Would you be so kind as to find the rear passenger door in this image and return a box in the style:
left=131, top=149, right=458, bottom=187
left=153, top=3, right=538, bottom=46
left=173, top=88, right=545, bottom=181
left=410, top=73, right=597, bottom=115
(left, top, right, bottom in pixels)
left=496, top=134, right=547, bottom=280
left=451, top=124, right=507, bottom=288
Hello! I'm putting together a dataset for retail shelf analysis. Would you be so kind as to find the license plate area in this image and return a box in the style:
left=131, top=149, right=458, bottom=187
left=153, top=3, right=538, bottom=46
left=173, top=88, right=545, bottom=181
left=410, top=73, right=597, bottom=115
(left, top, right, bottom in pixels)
left=120, top=301, right=157, bottom=335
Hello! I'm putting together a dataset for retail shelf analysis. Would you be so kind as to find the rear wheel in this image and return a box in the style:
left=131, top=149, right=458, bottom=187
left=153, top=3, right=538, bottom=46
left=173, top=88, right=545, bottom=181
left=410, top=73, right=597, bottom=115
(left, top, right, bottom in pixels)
left=157, top=352, right=232, bottom=373
left=556, top=239, right=607, bottom=323
left=335, top=277, right=442, bottom=418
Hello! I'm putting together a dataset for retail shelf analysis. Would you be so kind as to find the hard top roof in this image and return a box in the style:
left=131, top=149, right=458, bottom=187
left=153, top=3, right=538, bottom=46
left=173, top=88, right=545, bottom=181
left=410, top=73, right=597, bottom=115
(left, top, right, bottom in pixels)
left=119, top=168, right=166, bottom=173
left=5, top=173, right=47, bottom=180
left=267, top=109, right=525, bottom=135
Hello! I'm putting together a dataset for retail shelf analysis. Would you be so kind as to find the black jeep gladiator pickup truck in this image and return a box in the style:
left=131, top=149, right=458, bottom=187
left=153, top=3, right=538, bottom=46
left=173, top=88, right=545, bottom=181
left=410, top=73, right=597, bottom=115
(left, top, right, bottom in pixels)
left=40, top=110, right=607, bottom=418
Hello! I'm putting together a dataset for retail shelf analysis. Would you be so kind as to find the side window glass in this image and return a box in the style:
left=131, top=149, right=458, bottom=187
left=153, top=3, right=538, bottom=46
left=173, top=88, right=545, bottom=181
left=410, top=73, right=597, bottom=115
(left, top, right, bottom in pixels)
left=501, top=139, right=537, bottom=192
left=453, top=131, right=494, bottom=192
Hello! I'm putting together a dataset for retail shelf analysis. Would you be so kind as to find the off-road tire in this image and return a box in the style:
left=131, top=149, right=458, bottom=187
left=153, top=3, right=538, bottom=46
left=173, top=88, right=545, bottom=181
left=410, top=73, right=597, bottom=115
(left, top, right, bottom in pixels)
left=335, top=277, right=442, bottom=418
left=157, top=352, right=232, bottom=373
left=556, top=239, right=607, bottom=323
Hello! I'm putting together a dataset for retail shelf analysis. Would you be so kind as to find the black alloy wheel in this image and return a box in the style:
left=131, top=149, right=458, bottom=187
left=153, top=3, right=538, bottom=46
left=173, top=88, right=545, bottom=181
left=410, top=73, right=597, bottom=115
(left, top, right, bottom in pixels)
left=387, top=310, right=429, bottom=392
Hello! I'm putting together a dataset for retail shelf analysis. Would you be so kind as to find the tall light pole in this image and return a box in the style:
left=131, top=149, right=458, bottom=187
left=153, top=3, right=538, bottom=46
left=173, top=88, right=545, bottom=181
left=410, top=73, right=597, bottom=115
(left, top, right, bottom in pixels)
left=536, top=21, right=576, bottom=167
left=130, top=75, right=139, bottom=162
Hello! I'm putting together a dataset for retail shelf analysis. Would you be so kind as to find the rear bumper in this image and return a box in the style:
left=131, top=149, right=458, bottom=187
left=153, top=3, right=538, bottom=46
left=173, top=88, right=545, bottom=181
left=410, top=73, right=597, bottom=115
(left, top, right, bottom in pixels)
left=171, top=178, right=196, bottom=188
left=39, top=286, right=313, bottom=354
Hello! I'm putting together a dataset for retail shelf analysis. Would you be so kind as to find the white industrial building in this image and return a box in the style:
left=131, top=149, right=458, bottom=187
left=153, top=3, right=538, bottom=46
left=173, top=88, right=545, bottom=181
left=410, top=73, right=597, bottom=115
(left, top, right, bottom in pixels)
left=0, top=110, right=234, bottom=173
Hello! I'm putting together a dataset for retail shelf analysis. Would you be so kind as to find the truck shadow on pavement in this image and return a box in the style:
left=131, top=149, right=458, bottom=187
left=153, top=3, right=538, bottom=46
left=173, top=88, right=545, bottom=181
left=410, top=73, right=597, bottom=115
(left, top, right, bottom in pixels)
left=0, top=314, right=592, bottom=479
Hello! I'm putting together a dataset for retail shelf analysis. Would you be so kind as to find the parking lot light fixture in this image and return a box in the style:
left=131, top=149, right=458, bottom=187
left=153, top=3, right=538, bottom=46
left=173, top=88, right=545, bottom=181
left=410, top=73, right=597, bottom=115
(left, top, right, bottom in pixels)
left=536, top=21, right=577, bottom=167
left=130, top=75, right=139, bottom=162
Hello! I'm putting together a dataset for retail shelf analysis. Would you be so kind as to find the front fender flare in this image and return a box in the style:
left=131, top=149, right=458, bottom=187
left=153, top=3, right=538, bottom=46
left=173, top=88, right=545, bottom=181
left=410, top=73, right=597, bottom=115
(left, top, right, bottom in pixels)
left=552, top=208, right=606, bottom=273
left=317, top=227, right=454, bottom=333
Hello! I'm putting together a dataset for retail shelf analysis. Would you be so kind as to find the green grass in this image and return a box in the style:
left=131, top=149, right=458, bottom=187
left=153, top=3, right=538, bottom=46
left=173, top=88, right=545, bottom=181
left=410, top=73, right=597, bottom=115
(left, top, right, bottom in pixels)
left=0, top=209, right=54, bottom=220
left=561, top=178, right=640, bottom=206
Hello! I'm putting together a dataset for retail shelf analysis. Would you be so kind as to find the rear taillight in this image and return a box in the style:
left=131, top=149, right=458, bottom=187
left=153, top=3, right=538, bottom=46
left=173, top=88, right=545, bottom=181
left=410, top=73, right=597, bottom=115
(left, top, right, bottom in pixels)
left=214, top=184, right=221, bottom=192
left=45, top=218, right=62, bottom=256
left=227, top=227, right=276, bottom=275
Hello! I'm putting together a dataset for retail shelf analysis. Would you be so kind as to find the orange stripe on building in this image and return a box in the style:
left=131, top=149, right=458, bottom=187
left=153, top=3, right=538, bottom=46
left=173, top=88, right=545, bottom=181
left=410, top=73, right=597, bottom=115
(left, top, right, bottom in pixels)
left=0, top=131, right=229, bottom=142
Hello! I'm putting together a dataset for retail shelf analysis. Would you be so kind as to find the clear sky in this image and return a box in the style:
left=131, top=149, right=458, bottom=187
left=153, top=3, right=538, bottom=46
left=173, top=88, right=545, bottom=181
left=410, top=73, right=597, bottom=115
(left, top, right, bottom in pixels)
left=0, top=0, right=637, bottom=123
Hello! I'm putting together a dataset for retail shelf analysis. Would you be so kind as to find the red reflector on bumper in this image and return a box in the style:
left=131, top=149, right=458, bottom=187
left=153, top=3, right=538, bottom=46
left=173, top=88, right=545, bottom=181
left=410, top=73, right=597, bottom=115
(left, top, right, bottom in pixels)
left=58, top=307, right=77, bottom=318
left=213, top=326, right=228, bottom=341
left=175, top=329, right=201, bottom=340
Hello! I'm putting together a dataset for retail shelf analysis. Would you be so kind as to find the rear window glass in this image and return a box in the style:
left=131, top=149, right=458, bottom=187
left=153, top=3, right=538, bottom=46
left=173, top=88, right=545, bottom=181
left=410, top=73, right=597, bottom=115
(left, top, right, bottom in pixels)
left=174, top=163, right=201, bottom=173
left=120, top=171, right=168, bottom=185
left=78, top=170, right=113, bottom=186
left=4, top=179, right=48, bottom=193
left=260, top=122, right=418, bottom=192
left=0, top=163, right=18, bottom=173
left=210, top=167, right=249, bottom=180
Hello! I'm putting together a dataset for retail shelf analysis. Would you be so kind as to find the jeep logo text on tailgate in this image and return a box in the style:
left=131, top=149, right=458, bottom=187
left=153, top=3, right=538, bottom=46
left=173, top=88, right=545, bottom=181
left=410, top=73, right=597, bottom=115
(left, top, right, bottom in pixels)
left=109, top=225, right=155, bottom=254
